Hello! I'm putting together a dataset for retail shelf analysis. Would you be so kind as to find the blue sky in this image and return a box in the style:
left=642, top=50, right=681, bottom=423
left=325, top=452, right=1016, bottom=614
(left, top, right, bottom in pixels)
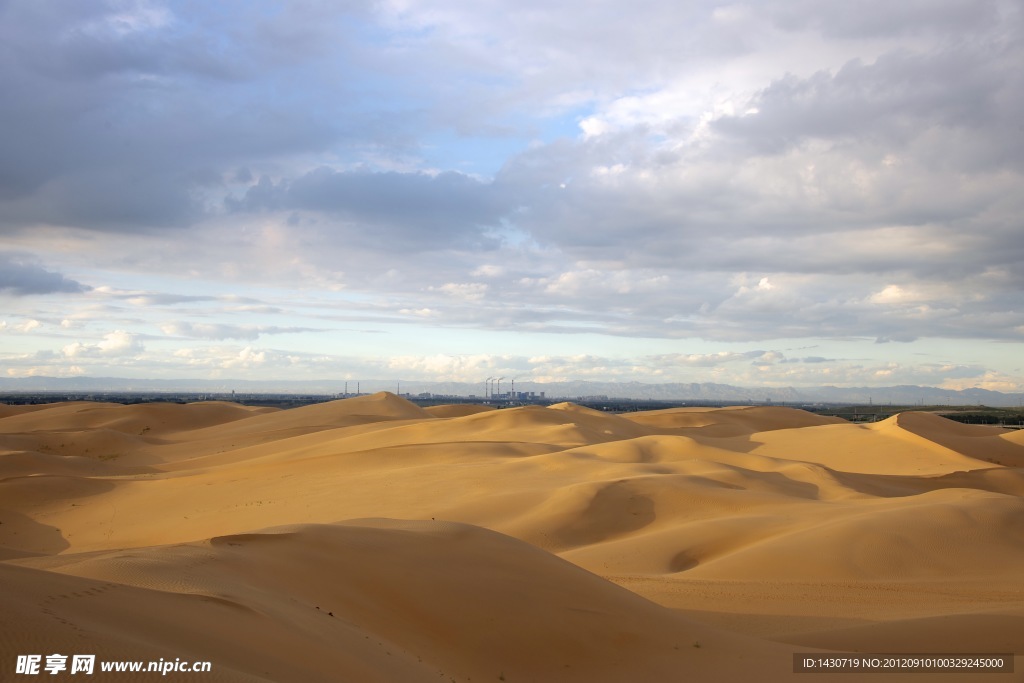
left=1, top=0, right=1023, bottom=390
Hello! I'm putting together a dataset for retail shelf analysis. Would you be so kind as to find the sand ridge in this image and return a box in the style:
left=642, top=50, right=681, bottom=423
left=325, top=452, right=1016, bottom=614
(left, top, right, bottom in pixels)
left=2, top=394, right=1023, bottom=681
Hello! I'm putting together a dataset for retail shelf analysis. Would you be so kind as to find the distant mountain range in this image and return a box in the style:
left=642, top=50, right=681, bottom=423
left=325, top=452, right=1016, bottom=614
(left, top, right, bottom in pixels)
left=1, top=376, right=1022, bottom=407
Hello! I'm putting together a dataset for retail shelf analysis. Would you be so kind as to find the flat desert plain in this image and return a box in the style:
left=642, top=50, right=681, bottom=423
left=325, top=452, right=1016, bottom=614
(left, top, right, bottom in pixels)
left=2, top=393, right=1023, bottom=681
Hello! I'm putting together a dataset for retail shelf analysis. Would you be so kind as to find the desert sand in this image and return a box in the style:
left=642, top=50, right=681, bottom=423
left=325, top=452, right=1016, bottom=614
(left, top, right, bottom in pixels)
left=2, top=393, right=1022, bottom=681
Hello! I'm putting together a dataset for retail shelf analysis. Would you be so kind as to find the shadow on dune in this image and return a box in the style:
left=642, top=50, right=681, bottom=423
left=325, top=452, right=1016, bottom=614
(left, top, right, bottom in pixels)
left=827, top=466, right=1024, bottom=499
left=0, top=475, right=118, bottom=555
left=549, top=480, right=658, bottom=546
left=0, top=509, right=71, bottom=556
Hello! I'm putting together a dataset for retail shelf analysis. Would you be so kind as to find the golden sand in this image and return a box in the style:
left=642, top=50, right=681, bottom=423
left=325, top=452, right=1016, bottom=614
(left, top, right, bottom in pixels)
left=2, top=393, right=1022, bottom=681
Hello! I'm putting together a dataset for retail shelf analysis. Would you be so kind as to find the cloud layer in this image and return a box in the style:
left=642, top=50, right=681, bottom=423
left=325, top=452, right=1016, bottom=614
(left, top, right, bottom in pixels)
left=1, top=0, right=1022, bottom=389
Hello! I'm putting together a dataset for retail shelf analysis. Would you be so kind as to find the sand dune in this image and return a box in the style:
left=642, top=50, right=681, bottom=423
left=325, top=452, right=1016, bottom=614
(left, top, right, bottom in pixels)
left=622, top=404, right=847, bottom=435
left=3, top=394, right=1023, bottom=681
left=736, top=416, right=1007, bottom=475
left=423, top=404, right=496, bottom=418
left=5, top=520, right=800, bottom=682
left=0, top=400, right=269, bottom=436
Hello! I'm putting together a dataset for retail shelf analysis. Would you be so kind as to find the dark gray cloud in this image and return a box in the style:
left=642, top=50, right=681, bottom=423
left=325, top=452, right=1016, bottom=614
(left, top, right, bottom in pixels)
left=229, top=168, right=508, bottom=249
left=96, top=289, right=264, bottom=306
left=714, top=46, right=1024, bottom=167
left=160, top=322, right=324, bottom=340
left=0, top=252, right=89, bottom=295
left=765, top=0, right=1002, bottom=39
left=0, top=0, right=407, bottom=232
left=480, top=10, right=1024, bottom=299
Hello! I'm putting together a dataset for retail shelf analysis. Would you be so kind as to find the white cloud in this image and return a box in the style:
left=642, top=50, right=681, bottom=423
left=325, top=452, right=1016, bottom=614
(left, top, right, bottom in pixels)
left=160, top=321, right=328, bottom=340
left=385, top=354, right=510, bottom=381
left=431, top=282, right=489, bottom=302
left=98, top=330, right=143, bottom=355
left=471, top=264, right=506, bottom=278
left=650, top=351, right=767, bottom=367
left=161, top=322, right=248, bottom=340
left=63, top=331, right=144, bottom=358
left=940, top=370, right=1024, bottom=393
left=220, top=347, right=267, bottom=370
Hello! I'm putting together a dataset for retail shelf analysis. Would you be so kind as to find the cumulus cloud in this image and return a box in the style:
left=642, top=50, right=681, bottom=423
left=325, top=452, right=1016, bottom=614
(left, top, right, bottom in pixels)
left=0, top=319, right=43, bottom=333
left=63, top=330, right=144, bottom=358
left=430, top=282, right=489, bottom=302
left=220, top=346, right=267, bottom=370
left=384, top=353, right=517, bottom=381
left=714, top=47, right=1020, bottom=161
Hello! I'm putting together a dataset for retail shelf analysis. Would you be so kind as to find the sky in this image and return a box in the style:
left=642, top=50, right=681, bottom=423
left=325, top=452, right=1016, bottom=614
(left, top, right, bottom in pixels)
left=1, top=0, right=1023, bottom=391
